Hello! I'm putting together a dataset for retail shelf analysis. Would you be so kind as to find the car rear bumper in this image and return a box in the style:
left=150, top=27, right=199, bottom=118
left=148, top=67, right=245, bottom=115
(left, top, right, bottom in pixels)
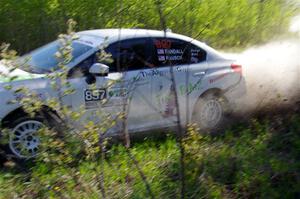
left=226, top=77, right=247, bottom=98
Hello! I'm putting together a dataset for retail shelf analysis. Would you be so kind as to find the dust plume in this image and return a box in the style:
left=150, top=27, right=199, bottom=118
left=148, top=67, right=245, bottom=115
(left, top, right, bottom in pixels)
left=224, top=15, right=300, bottom=113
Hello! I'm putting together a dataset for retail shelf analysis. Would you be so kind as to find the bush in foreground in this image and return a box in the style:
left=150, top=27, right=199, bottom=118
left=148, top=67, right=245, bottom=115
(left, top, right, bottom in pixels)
left=0, top=112, right=299, bottom=198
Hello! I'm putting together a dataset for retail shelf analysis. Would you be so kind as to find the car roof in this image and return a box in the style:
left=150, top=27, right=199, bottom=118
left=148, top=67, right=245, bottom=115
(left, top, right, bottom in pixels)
left=78, top=29, right=201, bottom=46
left=79, top=29, right=176, bottom=39
left=77, top=29, right=226, bottom=60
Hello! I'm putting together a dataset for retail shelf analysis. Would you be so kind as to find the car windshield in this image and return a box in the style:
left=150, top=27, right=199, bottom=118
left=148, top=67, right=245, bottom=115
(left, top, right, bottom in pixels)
left=19, top=40, right=92, bottom=74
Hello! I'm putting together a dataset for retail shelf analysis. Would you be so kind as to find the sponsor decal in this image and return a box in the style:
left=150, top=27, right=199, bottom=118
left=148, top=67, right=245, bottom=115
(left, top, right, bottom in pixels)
left=191, top=48, right=205, bottom=63
left=154, top=40, right=172, bottom=49
left=139, top=69, right=168, bottom=78
left=154, top=40, right=185, bottom=62
left=158, top=56, right=166, bottom=61
left=164, top=49, right=184, bottom=54
left=176, top=66, right=188, bottom=72
left=191, top=48, right=201, bottom=56
left=0, top=73, right=42, bottom=83
left=209, top=73, right=228, bottom=84
left=165, top=55, right=182, bottom=61
left=156, top=47, right=184, bottom=62
left=84, top=87, right=130, bottom=109
left=179, top=82, right=202, bottom=95
left=14, top=92, right=45, bottom=101
left=132, top=66, right=188, bottom=83
left=108, top=88, right=127, bottom=98
left=157, top=49, right=165, bottom=54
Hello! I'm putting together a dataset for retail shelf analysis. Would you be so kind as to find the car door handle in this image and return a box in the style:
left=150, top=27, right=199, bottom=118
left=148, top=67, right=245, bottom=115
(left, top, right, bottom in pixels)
left=194, top=71, right=206, bottom=76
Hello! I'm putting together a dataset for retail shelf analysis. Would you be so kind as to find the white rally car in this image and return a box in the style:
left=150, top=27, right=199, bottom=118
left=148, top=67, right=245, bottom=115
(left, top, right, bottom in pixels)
left=0, top=29, right=246, bottom=159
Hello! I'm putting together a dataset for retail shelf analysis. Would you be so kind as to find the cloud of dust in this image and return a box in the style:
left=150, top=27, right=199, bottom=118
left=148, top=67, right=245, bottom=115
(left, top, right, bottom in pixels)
left=223, top=15, right=300, bottom=112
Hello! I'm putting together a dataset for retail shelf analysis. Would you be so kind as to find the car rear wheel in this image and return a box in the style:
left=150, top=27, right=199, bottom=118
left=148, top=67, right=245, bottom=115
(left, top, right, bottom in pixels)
left=193, top=92, right=229, bottom=133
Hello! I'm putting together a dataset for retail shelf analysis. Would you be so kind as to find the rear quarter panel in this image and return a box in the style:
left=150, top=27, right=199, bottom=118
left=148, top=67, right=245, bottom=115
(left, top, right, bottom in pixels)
left=206, top=60, right=241, bottom=91
left=177, top=59, right=244, bottom=125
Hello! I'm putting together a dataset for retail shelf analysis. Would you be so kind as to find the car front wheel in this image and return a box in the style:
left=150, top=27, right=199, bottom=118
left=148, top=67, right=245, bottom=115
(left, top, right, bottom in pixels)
left=8, top=117, right=44, bottom=159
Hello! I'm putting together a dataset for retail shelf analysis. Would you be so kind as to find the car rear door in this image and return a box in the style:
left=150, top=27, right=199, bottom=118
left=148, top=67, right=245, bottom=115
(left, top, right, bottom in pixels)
left=104, top=38, right=159, bottom=132
left=148, top=37, right=209, bottom=127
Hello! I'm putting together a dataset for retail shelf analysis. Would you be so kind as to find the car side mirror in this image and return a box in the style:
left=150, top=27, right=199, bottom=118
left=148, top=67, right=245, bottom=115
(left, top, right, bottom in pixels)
left=89, top=63, right=109, bottom=77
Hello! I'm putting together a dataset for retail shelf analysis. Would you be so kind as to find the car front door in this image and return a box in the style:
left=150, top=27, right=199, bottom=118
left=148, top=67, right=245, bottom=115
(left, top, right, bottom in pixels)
left=65, top=38, right=158, bottom=134
left=64, top=54, right=122, bottom=132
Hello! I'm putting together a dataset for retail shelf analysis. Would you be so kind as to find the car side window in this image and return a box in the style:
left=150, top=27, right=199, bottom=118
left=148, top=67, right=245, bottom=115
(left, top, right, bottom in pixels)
left=106, top=38, right=154, bottom=72
left=149, top=38, right=207, bottom=67
left=68, top=54, right=97, bottom=78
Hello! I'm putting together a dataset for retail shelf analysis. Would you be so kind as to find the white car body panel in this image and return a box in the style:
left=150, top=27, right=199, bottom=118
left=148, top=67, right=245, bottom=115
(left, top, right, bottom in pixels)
left=0, top=29, right=246, bottom=136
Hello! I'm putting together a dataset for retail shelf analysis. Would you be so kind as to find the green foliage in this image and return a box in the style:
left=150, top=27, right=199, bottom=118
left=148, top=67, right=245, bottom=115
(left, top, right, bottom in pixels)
left=0, top=0, right=296, bottom=54
left=0, top=113, right=299, bottom=198
left=181, top=115, right=300, bottom=198
left=0, top=1, right=299, bottom=198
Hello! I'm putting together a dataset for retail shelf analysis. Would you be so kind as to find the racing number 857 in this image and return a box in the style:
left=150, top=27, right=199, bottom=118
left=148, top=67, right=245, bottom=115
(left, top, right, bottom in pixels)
left=84, top=89, right=106, bottom=101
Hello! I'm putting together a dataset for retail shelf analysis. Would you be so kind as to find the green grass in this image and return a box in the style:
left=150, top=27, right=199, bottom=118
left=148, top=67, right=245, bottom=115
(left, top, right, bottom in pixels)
left=0, top=112, right=300, bottom=198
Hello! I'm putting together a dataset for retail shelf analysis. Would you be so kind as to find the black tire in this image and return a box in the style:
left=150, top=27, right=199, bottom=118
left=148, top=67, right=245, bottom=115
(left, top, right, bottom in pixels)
left=192, top=92, right=230, bottom=134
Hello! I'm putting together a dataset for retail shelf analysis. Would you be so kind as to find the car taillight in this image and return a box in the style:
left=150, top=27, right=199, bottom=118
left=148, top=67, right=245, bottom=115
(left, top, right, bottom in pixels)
left=231, top=63, right=242, bottom=74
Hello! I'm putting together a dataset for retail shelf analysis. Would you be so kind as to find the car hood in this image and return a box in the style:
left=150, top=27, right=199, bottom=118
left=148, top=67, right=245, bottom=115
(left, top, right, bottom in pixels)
left=0, top=61, right=45, bottom=83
